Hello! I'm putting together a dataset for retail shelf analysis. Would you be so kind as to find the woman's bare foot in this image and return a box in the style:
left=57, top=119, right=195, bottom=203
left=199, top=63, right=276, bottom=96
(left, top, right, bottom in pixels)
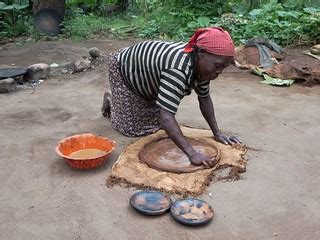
left=101, top=91, right=111, bottom=117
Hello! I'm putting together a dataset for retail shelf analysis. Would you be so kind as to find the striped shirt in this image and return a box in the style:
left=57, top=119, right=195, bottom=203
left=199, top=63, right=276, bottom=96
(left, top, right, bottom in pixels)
left=117, top=41, right=210, bottom=114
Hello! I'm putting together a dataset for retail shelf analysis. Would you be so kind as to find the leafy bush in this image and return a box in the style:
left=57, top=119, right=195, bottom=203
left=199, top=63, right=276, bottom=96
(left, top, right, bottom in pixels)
left=61, top=0, right=320, bottom=45
left=0, top=1, right=31, bottom=38
left=223, top=0, right=320, bottom=45
left=124, top=0, right=320, bottom=45
left=63, top=13, right=111, bottom=39
left=1, top=0, right=319, bottom=46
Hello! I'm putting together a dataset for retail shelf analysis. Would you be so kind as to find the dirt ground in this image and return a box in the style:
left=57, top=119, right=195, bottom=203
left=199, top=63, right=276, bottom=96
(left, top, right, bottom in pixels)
left=0, top=39, right=320, bottom=240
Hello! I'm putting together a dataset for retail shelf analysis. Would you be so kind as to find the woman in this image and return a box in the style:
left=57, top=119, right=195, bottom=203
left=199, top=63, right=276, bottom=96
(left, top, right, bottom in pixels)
left=102, top=27, right=241, bottom=167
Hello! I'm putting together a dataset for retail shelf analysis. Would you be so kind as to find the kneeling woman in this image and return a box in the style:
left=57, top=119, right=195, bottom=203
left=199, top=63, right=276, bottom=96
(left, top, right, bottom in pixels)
left=102, top=27, right=240, bottom=167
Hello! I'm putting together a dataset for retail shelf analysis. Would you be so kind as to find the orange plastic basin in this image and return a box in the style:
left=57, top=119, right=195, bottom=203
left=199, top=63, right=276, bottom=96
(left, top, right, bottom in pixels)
left=56, top=133, right=116, bottom=170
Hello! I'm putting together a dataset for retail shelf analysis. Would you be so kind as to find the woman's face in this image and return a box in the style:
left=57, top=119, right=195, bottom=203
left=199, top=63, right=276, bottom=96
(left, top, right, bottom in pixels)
left=195, top=50, right=233, bottom=81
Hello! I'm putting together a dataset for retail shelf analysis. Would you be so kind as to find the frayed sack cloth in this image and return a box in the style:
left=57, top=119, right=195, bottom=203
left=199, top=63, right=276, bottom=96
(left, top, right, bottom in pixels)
left=107, top=126, right=247, bottom=196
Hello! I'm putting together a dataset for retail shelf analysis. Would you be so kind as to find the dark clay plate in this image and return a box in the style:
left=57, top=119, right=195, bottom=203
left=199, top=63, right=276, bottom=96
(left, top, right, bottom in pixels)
left=130, top=190, right=172, bottom=216
left=170, top=198, right=214, bottom=226
left=0, top=68, right=27, bottom=79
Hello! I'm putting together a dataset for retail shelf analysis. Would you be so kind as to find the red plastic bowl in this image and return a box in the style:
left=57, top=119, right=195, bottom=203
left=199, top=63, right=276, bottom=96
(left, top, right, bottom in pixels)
left=55, top=133, right=116, bottom=170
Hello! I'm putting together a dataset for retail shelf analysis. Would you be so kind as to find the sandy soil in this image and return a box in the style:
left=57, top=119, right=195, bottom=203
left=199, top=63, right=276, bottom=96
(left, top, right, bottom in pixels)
left=0, top=39, right=320, bottom=240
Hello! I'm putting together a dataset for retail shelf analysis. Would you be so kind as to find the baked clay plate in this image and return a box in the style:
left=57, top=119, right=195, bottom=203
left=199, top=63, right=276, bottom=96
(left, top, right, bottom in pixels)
left=139, top=137, right=221, bottom=173
left=130, top=190, right=172, bottom=216
left=170, top=198, right=214, bottom=226
left=0, top=68, right=27, bottom=79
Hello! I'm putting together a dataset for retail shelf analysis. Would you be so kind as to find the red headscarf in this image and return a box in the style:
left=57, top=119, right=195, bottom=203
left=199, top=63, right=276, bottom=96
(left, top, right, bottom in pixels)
left=184, top=27, right=235, bottom=57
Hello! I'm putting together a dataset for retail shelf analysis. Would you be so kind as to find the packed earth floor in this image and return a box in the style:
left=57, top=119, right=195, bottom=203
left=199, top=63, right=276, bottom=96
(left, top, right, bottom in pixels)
left=0, top=39, right=319, bottom=239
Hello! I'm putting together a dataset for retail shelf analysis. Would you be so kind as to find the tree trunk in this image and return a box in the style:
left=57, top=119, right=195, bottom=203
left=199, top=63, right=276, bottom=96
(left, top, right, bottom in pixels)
left=32, top=0, right=65, bottom=16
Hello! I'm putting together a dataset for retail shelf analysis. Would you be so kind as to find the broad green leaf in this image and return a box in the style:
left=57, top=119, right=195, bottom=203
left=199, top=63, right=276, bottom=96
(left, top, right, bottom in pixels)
left=249, top=9, right=263, bottom=18
left=3, top=5, right=14, bottom=10
left=276, top=11, right=287, bottom=17
left=0, top=2, right=6, bottom=9
left=13, top=3, right=29, bottom=10
left=261, top=74, right=295, bottom=87
left=303, top=7, right=320, bottom=14
left=232, top=4, right=249, bottom=15
left=263, top=0, right=279, bottom=12
left=251, top=66, right=264, bottom=77
left=197, top=16, right=211, bottom=27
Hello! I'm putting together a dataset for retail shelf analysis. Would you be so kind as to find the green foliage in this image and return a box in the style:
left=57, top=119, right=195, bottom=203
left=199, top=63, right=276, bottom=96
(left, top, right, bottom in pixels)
left=216, top=0, right=320, bottom=45
left=0, top=1, right=30, bottom=38
left=66, top=0, right=118, bottom=6
left=61, top=0, right=320, bottom=45
left=121, top=0, right=320, bottom=45
left=1, top=0, right=319, bottom=46
left=63, top=13, right=111, bottom=39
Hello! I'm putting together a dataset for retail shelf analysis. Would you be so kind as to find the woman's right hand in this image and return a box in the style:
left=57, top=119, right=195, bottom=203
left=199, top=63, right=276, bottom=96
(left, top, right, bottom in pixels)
left=189, top=152, right=217, bottom=168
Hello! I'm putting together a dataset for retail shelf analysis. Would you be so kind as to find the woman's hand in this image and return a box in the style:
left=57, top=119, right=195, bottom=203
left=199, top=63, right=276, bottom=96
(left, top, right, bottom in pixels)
left=214, top=132, right=241, bottom=145
left=189, top=152, right=218, bottom=168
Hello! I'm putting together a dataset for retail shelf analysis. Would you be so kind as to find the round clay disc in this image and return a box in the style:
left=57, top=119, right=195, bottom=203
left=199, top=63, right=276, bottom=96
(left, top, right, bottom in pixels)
left=170, top=198, right=214, bottom=226
left=130, top=190, right=172, bottom=216
left=0, top=68, right=27, bottom=79
left=139, top=137, right=221, bottom=173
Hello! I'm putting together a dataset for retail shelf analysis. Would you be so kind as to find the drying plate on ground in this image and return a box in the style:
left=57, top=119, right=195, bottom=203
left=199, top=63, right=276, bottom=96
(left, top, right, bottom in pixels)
left=170, top=198, right=214, bottom=226
left=0, top=68, right=27, bottom=79
left=130, top=190, right=172, bottom=216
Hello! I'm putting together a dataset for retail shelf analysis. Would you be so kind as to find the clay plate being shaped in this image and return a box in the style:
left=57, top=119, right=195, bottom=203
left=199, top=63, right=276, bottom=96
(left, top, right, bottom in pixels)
left=139, top=137, right=221, bottom=173
left=130, top=190, right=172, bottom=216
left=170, top=198, right=214, bottom=226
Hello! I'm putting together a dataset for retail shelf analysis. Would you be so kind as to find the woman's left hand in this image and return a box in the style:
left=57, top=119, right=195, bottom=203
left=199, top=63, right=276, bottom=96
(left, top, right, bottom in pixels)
left=214, top=132, right=241, bottom=145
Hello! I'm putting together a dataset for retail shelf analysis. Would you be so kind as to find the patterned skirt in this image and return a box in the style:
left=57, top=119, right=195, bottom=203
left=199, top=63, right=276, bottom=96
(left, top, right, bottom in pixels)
left=107, top=51, right=161, bottom=137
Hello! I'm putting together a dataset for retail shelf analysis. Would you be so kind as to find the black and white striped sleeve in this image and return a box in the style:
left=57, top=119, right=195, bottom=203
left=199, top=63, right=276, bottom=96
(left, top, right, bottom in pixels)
left=194, top=80, right=210, bottom=97
left=156, top=68, right=187, bottom=114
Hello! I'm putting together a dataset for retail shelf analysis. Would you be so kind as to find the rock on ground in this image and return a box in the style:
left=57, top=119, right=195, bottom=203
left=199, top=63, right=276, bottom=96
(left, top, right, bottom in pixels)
left=73, top=58, right=92, bottom=73
left=0, top=78, right=16, bottom=93
left=89, top=47, right=100, bottom=58
left=26, top=63, right=50, bottom=80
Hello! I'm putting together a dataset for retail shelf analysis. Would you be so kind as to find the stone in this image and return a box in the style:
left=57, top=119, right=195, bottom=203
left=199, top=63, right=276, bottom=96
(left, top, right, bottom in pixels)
left=27, top=63, right=50, bottom=80
left=73, top=58, right=91, bottom=73
left=50, top=63, right=59, bottom=68
left=61, top=68, right=68, bottom=74
left=0, top=78, right=16, bottom=93
left=89, top=47, right=100, bottom=58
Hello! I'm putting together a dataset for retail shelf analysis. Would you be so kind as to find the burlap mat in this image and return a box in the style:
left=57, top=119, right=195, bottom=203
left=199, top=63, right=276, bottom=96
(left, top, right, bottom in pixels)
left=107, top=126, right=247, bottom=196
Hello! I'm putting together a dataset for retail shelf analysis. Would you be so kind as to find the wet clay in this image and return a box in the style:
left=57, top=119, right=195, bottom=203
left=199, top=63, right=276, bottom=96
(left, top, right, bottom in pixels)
left=139, top=137, right=221, bottom=173
left=235, top=46, right=283, bottom=67
left=69, top=148, right=106, bottom=160
left=265, top=61, right=320, bottom=85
